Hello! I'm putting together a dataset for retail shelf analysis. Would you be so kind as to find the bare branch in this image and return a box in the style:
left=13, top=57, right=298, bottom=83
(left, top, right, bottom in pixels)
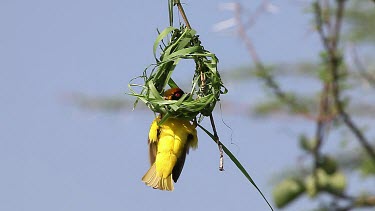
left=350, top=45, right=375, bottom=88
left=233, top=2, right=306, bottom=114
left=315, top=0, right=375, bottom=162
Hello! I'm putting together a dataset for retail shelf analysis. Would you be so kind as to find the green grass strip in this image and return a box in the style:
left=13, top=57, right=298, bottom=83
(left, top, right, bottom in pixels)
left=197, top=124, right=274, bottom=211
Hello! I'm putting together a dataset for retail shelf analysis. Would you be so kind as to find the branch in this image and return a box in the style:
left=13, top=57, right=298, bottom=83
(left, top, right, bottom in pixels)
left=174, top=0, right=224, bottom=171
left=337, top=195, right=375, bottom=211
left=315, top=0, right=375, bottom=162
left=233, top=2, right=306, bottom=114
left=331, top=0, right=375, bottom=162
left=350, top=45, right=375, bottom=88
left=313, top=83, right=331, bottom=183
left=174, top=0, right=191, bottom=29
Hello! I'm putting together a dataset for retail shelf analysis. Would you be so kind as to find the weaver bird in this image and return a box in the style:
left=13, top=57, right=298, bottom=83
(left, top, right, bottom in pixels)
left=142, top=88, right=198, bottom=191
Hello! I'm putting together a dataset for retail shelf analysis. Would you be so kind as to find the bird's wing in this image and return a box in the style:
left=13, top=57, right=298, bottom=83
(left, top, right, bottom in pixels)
left=148, top=118, right=160, bottom=165
left=172, top=123, right=198, bottom=182
left=149, top=142, right=157, bottom=165
left=172, top=146, right=187, bottom=183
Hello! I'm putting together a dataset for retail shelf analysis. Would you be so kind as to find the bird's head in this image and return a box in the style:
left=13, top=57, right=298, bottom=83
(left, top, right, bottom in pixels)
left=163, top=88, right=185, bottom=100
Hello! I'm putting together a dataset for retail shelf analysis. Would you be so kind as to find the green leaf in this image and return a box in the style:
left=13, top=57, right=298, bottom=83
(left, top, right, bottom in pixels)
left=326, top=171, right=346, bottom=194
left=168, top=78, right=178, bottom=88
left=305, top=175, right=318, bottom=198
left=197, top=124, right=274, bottom=211
left=273, top=178, right=305, bottom=208
left=318, top=156, right=338, bottom=175
left=164, top=46, right=201, bottom=60
left=299, top=134, right=316, bottom=152
left=153, top=27, right=176, bottom=61
left=360, top=156, right=375, bottom=176
left=168, top=0, right=173, bottom=26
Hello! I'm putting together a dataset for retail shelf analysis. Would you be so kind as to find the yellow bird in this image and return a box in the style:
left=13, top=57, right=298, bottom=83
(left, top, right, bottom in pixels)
left=142, top=88, right=198, bottom=191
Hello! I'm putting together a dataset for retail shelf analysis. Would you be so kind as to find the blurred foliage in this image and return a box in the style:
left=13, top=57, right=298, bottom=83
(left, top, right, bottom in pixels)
left=253, top=97, right=375, bottom=118
left=360, top=156, right=375, bottom=176
left=344, top=1, right=375, bottom=44
left=223, top=62, right=320, bottom=80
left=252, top=95, right=313, bottom=117
left=273, top=178, right=305, bottom=208
left=65, top=93, right=136, bottom=112
left=256, top=1, right=375, bottom=210
left=70, top=1, right=375, bottom=210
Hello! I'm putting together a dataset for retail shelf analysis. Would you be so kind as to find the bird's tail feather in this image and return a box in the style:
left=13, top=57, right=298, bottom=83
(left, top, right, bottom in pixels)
left=142, top=163, right=174, bottom=191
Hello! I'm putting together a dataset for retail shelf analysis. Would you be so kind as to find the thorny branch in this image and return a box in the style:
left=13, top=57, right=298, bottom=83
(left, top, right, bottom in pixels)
left=315, top=0, right=375, bottom=163
left=231, top=2, right=331, bottom=122
left=230, top=0, right=375, bottom=210
left=310, top=0, right=375, bottom=210
left=233, top=3, right=303, bottom=112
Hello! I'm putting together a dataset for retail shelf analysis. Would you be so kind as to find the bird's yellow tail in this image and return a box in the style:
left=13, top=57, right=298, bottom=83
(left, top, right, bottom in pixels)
left=142, top=163, right=174, bottom=191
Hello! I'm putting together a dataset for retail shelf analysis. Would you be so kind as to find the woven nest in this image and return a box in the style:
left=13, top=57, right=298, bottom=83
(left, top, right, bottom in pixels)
left=129, top=26, right=227, bottom=123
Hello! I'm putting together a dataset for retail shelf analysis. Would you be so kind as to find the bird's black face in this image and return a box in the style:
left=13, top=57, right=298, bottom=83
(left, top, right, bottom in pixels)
left=171, top=89, right=184, bottom=100
left=164, top=88, right=185, bottom=100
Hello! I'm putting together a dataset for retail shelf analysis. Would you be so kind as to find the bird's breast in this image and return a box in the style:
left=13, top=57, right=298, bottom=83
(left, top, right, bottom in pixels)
left=158, top=127, right=186, bottom=156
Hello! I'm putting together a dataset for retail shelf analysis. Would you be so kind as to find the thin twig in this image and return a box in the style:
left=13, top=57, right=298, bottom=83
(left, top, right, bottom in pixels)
left=315, top=0, right=375, bottom=162
left=314, top=1, right=331, bottom=51
left=175, top=1, right=206, bottom=95
left=331, top=0, right=375, bottom=162
left=175, top=0, right=224, bottom=170
left=210, top=114, right=224, bottom=171
left=337, top=195, right=375, bottom=211
left=322, top=189, right=355, bottom=201
left=313, top=83, right=331, bottom=184
left=350, top=46, right=375, bottom=88
left=244, top=0, right=270, bottom=30
left=234, top=2, right=305, bottom=113
left=174, top=0, right=191, bottom=29
left=331, top=0, right=344, bottom=51
left=322, top=0, right=332, bottom=31
left=340, top=111, right=375, bottom=161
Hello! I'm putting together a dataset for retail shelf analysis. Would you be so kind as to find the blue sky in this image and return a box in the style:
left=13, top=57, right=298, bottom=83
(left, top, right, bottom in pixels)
left=0, top=0, right=330, bottom=210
